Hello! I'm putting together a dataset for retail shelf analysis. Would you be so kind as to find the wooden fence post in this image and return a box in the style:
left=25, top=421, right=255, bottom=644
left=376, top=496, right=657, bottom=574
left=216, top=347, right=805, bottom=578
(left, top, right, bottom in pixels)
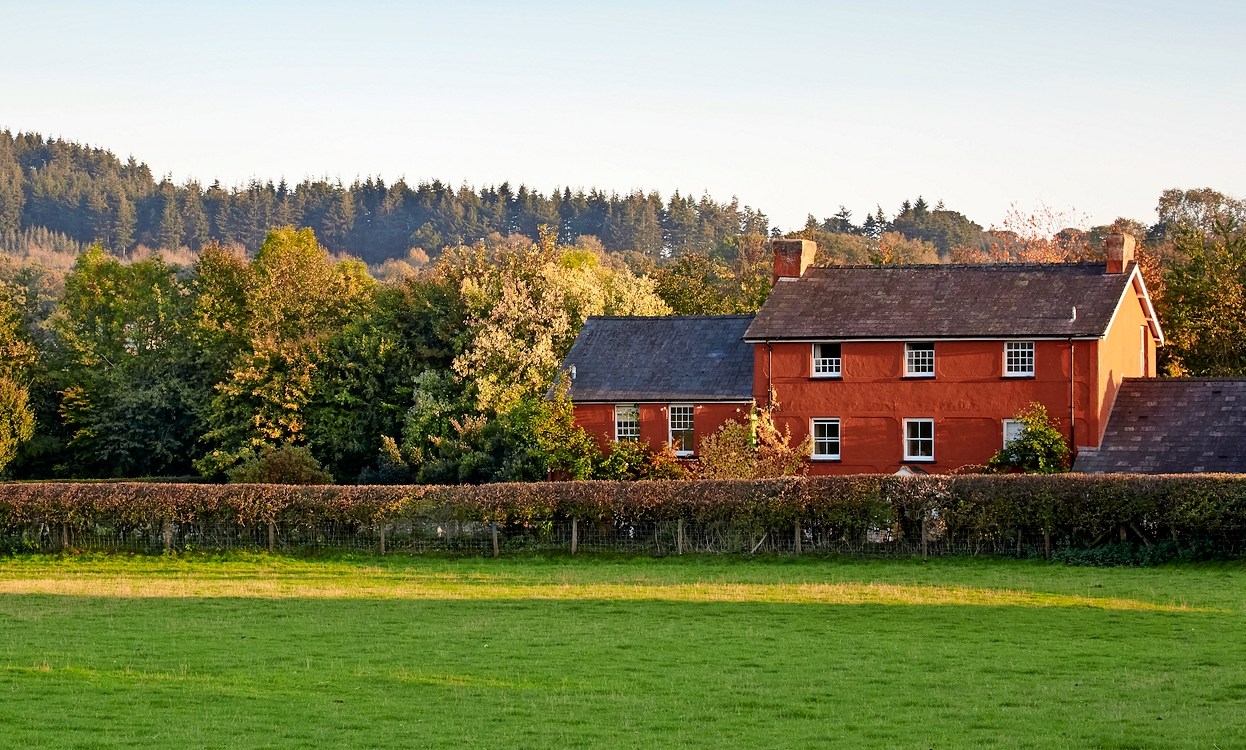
left=267, top=521, right=276, bottom=552
left=677, top=519, right=685, bottom=556
left=571, top=518, right=578, bottom=555
left=379, top=524, right=386, bottom=555
left=162, top=520, right=172, bottom=552
left=491, top=522, right=499, bottom=558
left=1043, top=530, right=1052, bottom=560
left=61, top=524, right=68, bottom=551
left=794, top=521, right=802, bottom=555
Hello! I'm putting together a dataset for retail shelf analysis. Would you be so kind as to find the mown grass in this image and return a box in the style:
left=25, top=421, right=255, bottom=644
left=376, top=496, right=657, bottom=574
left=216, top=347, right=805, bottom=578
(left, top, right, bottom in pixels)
left=1, top=554, right=1244, bottom=749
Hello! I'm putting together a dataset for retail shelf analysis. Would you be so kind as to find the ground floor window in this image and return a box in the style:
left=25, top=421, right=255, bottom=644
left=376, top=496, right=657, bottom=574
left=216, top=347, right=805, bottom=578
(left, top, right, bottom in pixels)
left=1003, top=419, right=1025, bottom=448
left=669, top=404, right=694, bottom=456
left=615, top=404, right=639, bottom=442
left=811, top=418, right=841, bottom=460
left=904, top=418, right=934, bottom=461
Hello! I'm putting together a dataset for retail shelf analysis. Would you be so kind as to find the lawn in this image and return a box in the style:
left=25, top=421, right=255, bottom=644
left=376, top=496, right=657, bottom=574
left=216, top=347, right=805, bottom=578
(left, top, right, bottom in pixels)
left=1, top=554, right=1244, bottom=749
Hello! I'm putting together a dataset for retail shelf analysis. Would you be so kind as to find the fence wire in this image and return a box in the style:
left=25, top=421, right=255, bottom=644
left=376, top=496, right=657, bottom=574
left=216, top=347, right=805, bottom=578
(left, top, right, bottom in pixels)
left=6, top=514, right=1237, bottom=560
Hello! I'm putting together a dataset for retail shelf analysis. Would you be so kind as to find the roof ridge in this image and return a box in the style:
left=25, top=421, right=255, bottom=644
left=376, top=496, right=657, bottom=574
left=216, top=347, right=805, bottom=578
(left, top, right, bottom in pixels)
left=808, top=261, right=1105, bottom=271
left=1123, top=377, right=1246, bottom=384
left=585, top=314, right=755, bottom=321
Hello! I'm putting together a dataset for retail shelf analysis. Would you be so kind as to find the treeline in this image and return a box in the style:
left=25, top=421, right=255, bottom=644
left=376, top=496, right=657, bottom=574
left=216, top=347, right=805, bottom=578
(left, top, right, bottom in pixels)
left=0, top=131, right=770, bottom=263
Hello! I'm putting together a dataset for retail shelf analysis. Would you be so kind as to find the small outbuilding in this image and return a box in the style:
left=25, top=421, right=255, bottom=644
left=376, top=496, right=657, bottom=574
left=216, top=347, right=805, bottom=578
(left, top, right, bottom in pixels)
left=559, top=315, right=755, bottom=457
left=1073, top=378, right=1246, bottom=473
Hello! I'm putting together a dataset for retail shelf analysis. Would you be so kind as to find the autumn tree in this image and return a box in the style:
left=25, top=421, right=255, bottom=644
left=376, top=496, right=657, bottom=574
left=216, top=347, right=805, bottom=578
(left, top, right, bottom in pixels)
left=1156, top=218, right=1246, bottom=375
left=0, top=287, right=36, bottom=474
left=197, top=228, right=375, bottom=476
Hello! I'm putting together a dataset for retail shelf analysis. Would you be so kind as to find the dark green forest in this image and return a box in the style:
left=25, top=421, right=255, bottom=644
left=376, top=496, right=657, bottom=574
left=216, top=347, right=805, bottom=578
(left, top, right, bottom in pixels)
left=1, top=131, right=1244, bottom=485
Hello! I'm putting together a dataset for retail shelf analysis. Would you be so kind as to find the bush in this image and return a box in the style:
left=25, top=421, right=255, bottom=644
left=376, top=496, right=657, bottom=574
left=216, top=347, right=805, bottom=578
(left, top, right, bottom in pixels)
left=228, top=445, right=334, bottom=485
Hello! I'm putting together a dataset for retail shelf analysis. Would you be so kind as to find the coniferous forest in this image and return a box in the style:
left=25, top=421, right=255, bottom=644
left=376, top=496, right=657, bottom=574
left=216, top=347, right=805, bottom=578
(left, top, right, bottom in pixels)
left=1, top=130, right=1244, bottom=484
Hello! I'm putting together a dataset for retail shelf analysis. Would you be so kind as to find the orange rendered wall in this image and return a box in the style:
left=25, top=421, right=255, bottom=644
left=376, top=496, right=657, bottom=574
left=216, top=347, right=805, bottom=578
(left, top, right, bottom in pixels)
left=754, top=339, right=1096, bottom=474
left=573, top=402, right=751, bottom=456
left=1090, top=276, right=1158, bottom=447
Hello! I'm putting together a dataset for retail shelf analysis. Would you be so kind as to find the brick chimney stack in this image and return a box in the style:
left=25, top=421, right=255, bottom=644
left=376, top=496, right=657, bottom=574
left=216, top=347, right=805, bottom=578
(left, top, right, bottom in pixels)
left=772, top=239, right=817, bottom=283
left=1106, top=232, right=1135, bottom=274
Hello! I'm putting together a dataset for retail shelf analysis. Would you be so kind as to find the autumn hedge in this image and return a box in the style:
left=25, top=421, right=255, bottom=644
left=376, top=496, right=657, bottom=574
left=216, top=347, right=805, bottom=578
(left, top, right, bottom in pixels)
left=2, top=474, right=1245, bottom=554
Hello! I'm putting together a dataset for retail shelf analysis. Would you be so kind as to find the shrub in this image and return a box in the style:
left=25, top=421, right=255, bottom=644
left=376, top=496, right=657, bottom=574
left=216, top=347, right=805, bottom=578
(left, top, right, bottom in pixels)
left=228, top=445, right=334, bottom=485
left=988, top=403, right=1070, bottom=474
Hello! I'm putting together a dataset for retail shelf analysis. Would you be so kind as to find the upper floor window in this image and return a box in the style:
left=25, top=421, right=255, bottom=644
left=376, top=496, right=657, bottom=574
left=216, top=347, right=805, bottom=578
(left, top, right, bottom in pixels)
left=812, top=343, right=842, bottom=378
left=1004, top=341, right=1035, bottom=377
left=905, top=343, right=935, bottom=377
left=669, top=404, right=694, bottom=457
left=904, top=418, right=934, bottom=461
left=615, top=404, right=639, bottom=442
left=811, top=418, right=841, bottom=460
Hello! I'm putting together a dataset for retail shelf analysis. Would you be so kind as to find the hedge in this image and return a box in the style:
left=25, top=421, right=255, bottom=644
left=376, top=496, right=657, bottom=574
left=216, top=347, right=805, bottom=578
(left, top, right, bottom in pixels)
left=1, top=474, right=1245, bottom=555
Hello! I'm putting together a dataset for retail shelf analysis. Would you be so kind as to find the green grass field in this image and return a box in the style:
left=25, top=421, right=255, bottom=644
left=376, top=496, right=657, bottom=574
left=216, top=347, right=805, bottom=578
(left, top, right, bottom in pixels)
left=1, top=554, right=1244, bottom=749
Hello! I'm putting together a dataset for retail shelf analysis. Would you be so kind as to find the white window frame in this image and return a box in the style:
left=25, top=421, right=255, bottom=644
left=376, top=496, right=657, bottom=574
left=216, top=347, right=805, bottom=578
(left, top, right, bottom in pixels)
left=1004, top=341, right=1035, bottom=377
left=905, top=343, right=935, bottom=377
left=614, top=404, right=639, bottom=442
left=811, top=343, right=842, bottom=378
left=1003, top=419, right=1025, bottom=448
left=903, top=418, right=935, bottom=462
left=811, top=418, right=841, bottom=460
left=668, top=404, right=695, bottom=457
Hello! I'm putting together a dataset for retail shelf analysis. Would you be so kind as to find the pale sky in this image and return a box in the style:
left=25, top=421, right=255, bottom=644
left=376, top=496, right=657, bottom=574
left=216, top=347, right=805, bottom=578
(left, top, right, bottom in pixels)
left=3, top=0, right=1243, bottom=232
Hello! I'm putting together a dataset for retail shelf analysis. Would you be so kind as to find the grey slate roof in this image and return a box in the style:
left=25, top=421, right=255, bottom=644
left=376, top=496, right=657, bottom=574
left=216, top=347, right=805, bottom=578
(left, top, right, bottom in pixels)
left=1074, top=379, right=1246, bottom=474
left=745, top=262, right=1140, bottom=341
left=561, top=315, right=754, bottom=402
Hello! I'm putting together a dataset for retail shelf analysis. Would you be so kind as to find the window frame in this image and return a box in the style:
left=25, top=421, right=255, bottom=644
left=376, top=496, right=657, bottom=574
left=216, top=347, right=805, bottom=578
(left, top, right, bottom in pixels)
left=614, top=404, right=639, bottom=442
left=668, top=404, right=695, bottom=457
left=903, top=418, right=935, bottom=462
left=1003, top=419, right=1025, bottom=449
left=1003, top=341, right=1035, bottom=378
left=904, top=342, right=935, bottom=378
left=811, top=342, right=842, bottom=379
left=810, top=418, right=841, bottom=461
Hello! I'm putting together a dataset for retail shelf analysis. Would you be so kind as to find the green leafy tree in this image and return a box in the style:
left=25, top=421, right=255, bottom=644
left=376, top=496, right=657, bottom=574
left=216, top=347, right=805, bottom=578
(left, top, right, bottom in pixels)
left=988, top=403, right=1070, bottom=474
left=48, top=247, right=197, bottom=476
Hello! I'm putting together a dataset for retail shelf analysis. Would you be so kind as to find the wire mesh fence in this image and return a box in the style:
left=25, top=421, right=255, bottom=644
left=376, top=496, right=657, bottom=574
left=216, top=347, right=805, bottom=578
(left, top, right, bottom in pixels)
left=5, top=514, right=1207, bottom=560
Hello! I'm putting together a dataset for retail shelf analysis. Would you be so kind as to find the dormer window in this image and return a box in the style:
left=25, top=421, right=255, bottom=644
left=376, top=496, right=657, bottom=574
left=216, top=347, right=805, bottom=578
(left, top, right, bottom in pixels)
left=905, top=343, right=935, bottom=377
left=812, top=343, right=842, bottom=378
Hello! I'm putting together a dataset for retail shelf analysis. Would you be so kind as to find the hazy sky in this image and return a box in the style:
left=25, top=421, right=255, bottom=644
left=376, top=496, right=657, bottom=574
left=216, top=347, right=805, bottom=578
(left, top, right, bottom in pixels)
left=3, top=0, right=1242, bottom=231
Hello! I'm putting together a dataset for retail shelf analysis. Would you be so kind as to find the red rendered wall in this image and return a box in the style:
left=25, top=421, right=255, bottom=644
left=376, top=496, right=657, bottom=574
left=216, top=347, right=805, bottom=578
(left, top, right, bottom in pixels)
left=573, top=402, right=751, bottom=456
left=755, top=339, right=1096, bottom=474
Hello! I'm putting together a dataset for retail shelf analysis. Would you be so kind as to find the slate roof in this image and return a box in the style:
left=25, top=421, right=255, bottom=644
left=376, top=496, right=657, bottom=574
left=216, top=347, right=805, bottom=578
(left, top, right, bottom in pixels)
left=745, top=262, right=1148, bottom=341
left=561, top=315, right=754, bottom=402
left=1074, top=379, right=1246, bottom=474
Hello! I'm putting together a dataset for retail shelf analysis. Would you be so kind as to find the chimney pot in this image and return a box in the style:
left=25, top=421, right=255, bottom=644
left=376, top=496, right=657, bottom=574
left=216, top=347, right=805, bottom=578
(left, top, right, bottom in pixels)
left=772, top=239, right=817, bottom=283
left=1106, top=232, right=1135, bottom=274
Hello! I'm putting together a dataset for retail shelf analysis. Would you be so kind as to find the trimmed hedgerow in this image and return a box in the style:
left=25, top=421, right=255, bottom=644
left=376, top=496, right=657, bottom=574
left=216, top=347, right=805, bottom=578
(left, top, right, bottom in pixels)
left=1, top=474, right=1245, bottom=555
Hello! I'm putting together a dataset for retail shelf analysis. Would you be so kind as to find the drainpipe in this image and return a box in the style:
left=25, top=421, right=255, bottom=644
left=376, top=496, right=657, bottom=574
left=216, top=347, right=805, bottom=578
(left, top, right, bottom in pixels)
left=766, top=342, right=774, bottom=409
left=1068, top=338, right=1076, bottom=452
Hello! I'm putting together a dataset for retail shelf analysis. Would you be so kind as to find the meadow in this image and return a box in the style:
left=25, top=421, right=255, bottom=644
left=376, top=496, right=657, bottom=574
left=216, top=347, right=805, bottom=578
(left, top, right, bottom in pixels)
left=0, top=554, right=1243, bottom=749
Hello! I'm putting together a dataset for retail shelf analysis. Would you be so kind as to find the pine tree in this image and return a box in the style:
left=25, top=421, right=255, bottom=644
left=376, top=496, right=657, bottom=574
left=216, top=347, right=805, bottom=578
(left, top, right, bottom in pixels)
left=157, top=184, right=183, bottom=250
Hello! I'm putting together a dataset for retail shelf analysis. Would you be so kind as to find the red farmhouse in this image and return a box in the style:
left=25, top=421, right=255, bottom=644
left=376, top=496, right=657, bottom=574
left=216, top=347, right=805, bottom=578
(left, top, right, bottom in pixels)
left=563, top=234, right=1164, bottom=474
